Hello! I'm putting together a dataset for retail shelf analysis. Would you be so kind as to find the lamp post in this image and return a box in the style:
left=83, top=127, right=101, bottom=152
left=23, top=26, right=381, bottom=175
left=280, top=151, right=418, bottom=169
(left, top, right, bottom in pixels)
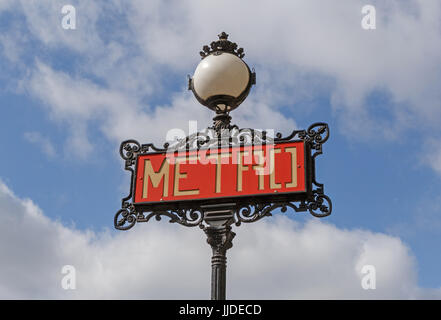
left=114, top=32, right=332, bottom=300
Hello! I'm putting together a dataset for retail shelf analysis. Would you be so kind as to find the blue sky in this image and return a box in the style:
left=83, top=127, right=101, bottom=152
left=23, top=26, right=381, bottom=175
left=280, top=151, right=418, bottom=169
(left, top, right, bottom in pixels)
left=1, top=0, right=441, bottom=299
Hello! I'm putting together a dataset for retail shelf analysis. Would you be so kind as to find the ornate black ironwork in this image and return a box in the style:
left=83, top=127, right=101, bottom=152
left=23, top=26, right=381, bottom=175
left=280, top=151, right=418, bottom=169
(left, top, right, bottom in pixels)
left=114, top=122, right=332, bottom=231
left=211, top=113, right=236, bottom=135
left=235, top=201, right=306, bottom=226
left=115, top=206, right=205, bottom=231
left=199, top=32, right=245, bottom=59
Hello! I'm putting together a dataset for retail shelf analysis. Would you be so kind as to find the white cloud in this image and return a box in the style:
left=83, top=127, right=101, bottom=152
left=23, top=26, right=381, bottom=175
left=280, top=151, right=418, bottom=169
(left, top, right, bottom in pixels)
left=124, top=0, right=441, bottom=135
left=24, top=131, right=57, bottom=158
left=425, top=140, right=441, bottom=177
left=2, top=0, right=435, bottom=152
left=27, top=61, right=296, bottom=156
left=19, top=0, right=102, bottom=53
left=0, top=29, right=24, bottom=64
left=0, top=180, right=440, bottom=299
left=0, top=0, right=438, bottom=154
left=0, top=0, right=13, bottom=12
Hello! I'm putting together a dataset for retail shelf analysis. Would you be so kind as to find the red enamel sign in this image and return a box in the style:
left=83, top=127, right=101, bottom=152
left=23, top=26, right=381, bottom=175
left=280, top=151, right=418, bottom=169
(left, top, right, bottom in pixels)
left=133, top=141, right=306, bottom=204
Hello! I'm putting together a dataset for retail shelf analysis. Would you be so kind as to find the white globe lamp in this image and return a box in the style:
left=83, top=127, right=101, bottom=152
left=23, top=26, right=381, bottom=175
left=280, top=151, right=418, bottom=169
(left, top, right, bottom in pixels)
left=189, top=32, right=256, bottom=116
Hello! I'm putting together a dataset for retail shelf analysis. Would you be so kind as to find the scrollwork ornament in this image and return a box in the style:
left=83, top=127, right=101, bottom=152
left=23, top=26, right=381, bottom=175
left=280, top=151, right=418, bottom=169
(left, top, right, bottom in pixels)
left=120, top=140, right=141, bottom=165
left=114, top=206, right=137, bottom=231
left=307, top=122, right=329, bottom=144
left=199, top=32, right=245, bottom=59
left=307, top=193, right=332, bottom=218
left=234, top=201, right=309, bottom=226
left=114, top=207, right=205, bottom=231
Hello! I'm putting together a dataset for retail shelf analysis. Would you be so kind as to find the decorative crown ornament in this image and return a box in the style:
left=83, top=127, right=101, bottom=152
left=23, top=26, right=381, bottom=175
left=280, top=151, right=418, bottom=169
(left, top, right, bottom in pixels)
left=199, top=32, right=245, bottom=59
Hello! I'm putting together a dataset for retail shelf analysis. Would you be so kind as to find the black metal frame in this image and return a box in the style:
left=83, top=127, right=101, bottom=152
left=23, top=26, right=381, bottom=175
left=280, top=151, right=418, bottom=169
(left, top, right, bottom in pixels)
left=114, top=122, right=332, bottom=231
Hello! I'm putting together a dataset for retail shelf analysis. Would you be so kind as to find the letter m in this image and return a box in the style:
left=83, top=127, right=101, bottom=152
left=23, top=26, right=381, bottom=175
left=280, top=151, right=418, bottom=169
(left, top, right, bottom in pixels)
left=143, top=158, right=169, bottom=198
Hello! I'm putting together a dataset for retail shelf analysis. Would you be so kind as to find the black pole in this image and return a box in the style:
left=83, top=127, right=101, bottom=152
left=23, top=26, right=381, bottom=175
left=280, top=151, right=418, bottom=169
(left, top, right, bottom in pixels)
left=201, top=203, right=236, bottom=300
left=205, top=225, right=235, bottom=300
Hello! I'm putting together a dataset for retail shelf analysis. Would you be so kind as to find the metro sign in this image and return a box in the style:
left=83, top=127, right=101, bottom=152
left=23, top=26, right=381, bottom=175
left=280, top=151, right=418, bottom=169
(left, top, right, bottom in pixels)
left=115, top=123, right=331, bottom=230
left=134, top=141, right=306, bottom=205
